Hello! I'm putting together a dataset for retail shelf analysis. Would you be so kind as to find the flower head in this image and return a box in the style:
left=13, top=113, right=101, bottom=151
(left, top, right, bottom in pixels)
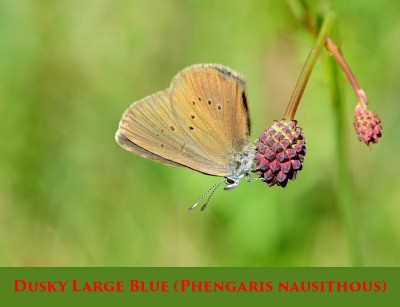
left=254, top=119, right=306, bottom=187
left=354, top=106, right=382, bottom=146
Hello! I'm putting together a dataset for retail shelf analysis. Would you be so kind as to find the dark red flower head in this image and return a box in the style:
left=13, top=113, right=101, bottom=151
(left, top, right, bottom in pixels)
left=254, top=119, right=306, bottom=187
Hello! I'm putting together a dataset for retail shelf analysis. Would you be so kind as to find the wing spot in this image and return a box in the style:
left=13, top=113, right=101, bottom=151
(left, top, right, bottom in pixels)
left=191, top=115, right=195, bottom=119
left=192, top=100, right=196, bottom=105
left=207, top=99, right=212, bottom=105
left=170, top=126, right=175, bottom=131
left=189, top=126, right=194, bottom=130
left=161, top=144, right=164, bottom=147
left=161, top=129, right=164, bottom=133
left=198, top=97, right=202, bottom=101
left=217, top=104, right=222, bottom=110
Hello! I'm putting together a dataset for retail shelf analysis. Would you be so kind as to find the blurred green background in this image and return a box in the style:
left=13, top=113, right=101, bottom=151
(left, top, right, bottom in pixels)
left=0, top=0, right=399, bottom=266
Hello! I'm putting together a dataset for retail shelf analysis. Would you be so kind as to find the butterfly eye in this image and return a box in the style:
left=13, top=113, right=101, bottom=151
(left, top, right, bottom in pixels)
left=226, top=178, right=235, bottom=184
left=224, top=177, right=239, bottom=190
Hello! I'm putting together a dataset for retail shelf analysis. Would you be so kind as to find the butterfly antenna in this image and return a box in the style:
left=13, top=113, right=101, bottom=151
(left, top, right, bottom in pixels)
left=200, top=180, right=224, bottom=211
left=188, top=179, right=225, bottom=212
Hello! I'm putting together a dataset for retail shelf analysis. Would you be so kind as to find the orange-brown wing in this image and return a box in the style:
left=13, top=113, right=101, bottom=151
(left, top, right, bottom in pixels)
left=170, top=64, right=251, bottom=168
left=116, top=89, right=231, bottom=176
left=115, top=131, right=189, bottom=170
left=116, top=64, right=251, bottom=176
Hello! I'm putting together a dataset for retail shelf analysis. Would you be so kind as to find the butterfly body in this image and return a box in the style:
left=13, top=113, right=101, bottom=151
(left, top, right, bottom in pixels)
left=116, top=64, right=255, bottom=190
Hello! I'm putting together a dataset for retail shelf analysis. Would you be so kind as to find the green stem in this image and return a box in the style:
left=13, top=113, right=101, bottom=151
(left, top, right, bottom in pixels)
left=284, top=12, right=335, bottom=120
left=328, top=55, right=362, bottom=266
left=288, top=0, right=362, bottom=266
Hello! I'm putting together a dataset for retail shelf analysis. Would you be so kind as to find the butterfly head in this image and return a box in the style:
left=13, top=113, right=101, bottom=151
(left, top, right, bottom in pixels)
left=224, top=144, right=256, bottom=190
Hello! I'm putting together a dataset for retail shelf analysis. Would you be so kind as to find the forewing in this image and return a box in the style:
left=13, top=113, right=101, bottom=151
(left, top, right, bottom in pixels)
left=170, top=64, right=251, bottom=168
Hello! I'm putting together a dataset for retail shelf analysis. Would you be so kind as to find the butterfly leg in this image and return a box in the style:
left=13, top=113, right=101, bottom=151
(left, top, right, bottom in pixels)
left=246, top=174, right=265, bottom=183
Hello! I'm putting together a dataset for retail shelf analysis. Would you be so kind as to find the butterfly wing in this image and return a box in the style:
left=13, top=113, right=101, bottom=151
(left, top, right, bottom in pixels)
left=170, top=64, right=251, bottom=166
left=115, top=131, right=188, bottom=170
left=116, top=89, right=218, bottom=173
left=115, top=64, right=251, bottom=176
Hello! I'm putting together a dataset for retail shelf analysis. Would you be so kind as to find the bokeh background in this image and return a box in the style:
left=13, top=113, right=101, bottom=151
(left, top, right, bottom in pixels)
left=1, top=0, right=399, bottom=266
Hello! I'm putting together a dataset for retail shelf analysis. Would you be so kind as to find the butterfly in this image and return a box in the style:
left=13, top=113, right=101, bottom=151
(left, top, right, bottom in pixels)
left=115, top=64, right=256, bottom=210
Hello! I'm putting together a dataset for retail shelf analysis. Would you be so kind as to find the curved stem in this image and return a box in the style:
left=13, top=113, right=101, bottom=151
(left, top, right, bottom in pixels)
left=284, top=12, right=335, bottom=120
left=325, top=38, right=368, bottom=109
left=287, top=0, right=363, bottom=267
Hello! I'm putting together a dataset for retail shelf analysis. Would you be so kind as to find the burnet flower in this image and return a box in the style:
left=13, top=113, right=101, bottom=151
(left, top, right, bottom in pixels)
left=254, top=120, right=306, bottom=187
left=354, top=104, right=382, bottom=146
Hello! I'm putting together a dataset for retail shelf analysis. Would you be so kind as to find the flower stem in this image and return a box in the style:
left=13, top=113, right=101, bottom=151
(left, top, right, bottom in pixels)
left=287, top=1, right=363, bottom=266
left=325, top=38, right=368, bottom=110
left=284, top=12, right=335, bottom=120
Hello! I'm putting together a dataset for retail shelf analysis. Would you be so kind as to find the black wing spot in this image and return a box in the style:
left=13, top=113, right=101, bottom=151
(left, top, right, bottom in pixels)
left=170, top=126, right=175, bottom=131
left=241, top=91, right=251, bottom=135
left=192, top=100, right=196, bottom=105
left=161, top=144, right=164, bottom=147
left=241, top=91, right=249, bottom=111
left=198, top=97, right=202, bottom=101
left=191, top=115, right=195, bottom=119
left=217, top=104, right=222, bottom=110
left=189, top=126, right=194, bottom=130
left=207, top=99, right=212, bottom=105
left=161, top=129, right=164, bottom=133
